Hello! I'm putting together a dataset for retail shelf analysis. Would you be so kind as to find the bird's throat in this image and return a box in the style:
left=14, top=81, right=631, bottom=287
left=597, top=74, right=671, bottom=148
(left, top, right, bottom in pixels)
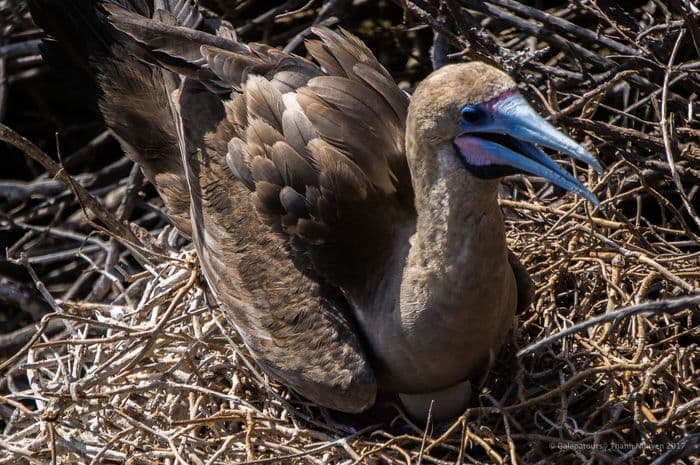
left=368, top=144, right=517, bottom=393
left=408, top=152, right=510, bottom=315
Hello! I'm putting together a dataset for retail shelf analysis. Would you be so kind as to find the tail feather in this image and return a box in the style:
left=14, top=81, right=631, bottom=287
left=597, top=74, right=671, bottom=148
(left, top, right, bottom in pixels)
left=27, top=0, right=193, bottom=234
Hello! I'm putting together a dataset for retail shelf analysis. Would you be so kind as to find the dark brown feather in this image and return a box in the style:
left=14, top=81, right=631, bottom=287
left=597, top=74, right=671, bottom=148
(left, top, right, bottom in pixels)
left=251, top=157, right=284, bottom=187
left=154, top=0, right=202, bottom=29
left=225, top=138, right=253, bottom=189
left=281, top=109, right=315, bottom=155
left=245, top=76, right=284, bottom=131
left=279, top=186, right=309, bottom=218
left=270, top=141, right=316, bottom=191
left=30, top=0, right=378, bottom=413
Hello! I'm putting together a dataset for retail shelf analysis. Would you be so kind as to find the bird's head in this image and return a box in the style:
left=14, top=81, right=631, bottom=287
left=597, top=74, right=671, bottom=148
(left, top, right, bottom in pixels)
left=407, top=62, right=601, bottom=205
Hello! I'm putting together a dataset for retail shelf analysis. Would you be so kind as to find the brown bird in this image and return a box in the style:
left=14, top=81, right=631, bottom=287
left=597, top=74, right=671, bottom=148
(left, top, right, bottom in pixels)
left=28, top=0, right=601, bottom=421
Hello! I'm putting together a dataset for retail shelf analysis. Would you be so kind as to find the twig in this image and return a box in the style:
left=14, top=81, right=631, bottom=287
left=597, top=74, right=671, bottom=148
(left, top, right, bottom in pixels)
left=484, top=0, right=638, bottom=56
left=660, top=29, right=700, bottom=230
left=518, top=294, right=700, bottom=357
left=0, top=319, right=64, bottom=352
left=0, top=123, right=143, bottom=247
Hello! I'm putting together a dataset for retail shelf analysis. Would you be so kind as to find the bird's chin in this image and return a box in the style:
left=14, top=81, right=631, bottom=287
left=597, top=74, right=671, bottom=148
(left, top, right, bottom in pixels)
left=458, top=159, right=520, bottom=179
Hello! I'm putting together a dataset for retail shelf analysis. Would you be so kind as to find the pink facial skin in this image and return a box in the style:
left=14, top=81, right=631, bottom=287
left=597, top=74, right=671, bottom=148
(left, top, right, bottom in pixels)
left=482, top=88, right=518, bottom=113
left=453, top=136, right=494, bottom=166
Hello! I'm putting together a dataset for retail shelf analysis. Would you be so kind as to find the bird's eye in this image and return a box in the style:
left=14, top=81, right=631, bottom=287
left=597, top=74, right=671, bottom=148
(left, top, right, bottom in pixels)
left=460, top=105, right=484, bottom=124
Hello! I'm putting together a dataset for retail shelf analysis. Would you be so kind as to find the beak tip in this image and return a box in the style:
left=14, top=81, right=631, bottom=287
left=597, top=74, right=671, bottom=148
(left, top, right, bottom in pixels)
left=578, top=147, right=603, bottom=175
left=582, top=188, right=601, bottom=207
left=592, top=159, right=604, bottom=175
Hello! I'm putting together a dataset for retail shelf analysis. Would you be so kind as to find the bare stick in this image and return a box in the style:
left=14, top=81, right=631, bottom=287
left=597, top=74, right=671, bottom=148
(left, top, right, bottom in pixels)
left=0, top=123, right=142, bottom=247
left=518, top=294, right=700, bottom=357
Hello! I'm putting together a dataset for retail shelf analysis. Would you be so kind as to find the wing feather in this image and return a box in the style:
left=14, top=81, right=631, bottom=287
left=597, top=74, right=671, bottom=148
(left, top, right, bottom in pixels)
left=304, top=39, right=345, bottom=77
left=279, top=186, right=309, bottom=218
left=271, top=141, right=316, bottom=191
left=153, top=0, right=202, bottom=29
left=245, top=118, right=283, bottom=149
left=281, top=109, right=315, bottom=155
left=33, top=0, right=426, bottom=411
left=225, top=138, right=254, bottom=189
left=201, top=46, right=260, bottom=90
left=251, top=156, right=284, bottom=186
left=354, top=62, right=407, bottom=122
left=245, top=75, right=284, bottom=131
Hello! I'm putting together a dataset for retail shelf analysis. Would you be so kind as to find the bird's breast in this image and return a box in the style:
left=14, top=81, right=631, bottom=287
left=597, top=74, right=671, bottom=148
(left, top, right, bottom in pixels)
left=352, top=213, right=517, bottom=393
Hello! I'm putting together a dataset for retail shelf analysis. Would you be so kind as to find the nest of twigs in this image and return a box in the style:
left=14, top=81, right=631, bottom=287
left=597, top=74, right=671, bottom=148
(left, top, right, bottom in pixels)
left=1, top=1, right=699, bottom=464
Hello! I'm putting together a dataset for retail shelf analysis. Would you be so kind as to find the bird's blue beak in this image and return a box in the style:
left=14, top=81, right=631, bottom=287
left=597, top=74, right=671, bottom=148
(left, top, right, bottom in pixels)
left=454, top=91, right=601, bottom=206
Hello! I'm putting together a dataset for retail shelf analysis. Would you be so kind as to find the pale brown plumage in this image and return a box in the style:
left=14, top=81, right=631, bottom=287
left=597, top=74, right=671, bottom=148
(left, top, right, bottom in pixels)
left=28, top=0, right=537, bottom=418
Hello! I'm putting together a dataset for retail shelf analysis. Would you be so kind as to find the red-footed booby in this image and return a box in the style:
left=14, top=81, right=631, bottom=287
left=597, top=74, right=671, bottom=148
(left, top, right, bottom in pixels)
left=27, top=0, right=602, bottom=421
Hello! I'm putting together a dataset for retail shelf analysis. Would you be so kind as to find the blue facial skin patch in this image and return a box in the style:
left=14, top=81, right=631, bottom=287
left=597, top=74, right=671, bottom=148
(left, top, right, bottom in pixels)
left=454, top=91, right=600, bottom=205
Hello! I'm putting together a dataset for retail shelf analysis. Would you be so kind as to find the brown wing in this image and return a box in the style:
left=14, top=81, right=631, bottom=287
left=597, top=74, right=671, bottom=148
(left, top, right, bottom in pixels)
left=29, top=0, right=377, bottom=412
left=508, top=251, right=534, bottom=314
left=238, top=28, right=415, bottom=291
left=174, top=80, right=375, bottom=412
left=109, top=11, right=416, bottom=292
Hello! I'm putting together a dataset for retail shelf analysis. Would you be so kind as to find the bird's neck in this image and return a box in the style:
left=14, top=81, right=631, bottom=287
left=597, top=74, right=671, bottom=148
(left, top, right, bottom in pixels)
left=406, top=144, right=511, bottom=312
left=369, top=143, right=516, bottom=390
